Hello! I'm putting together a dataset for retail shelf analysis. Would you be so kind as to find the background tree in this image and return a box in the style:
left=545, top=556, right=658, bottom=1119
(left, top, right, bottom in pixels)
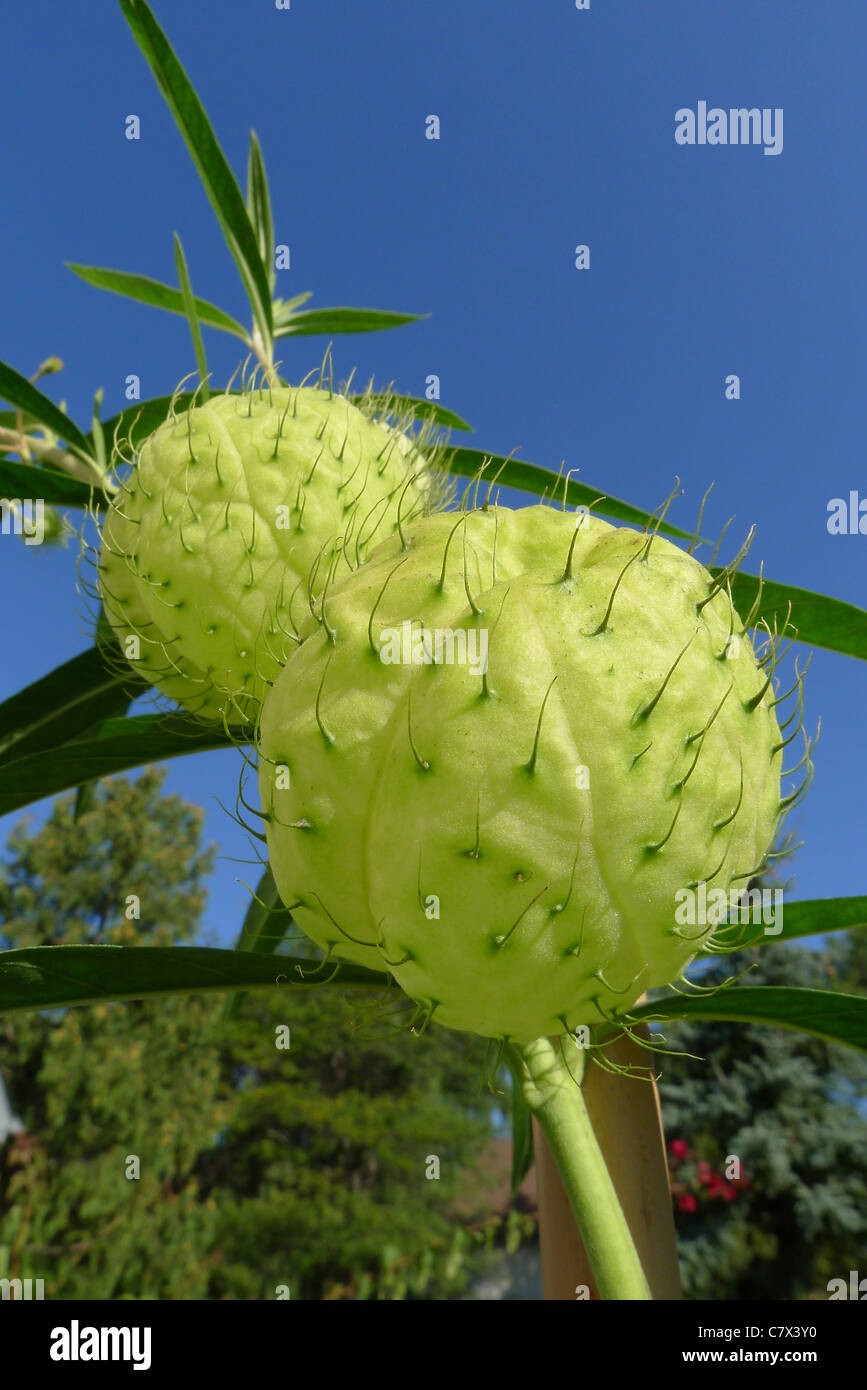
left=657, top=937, right=867, bottom=1301
left=0, top=768, right=225, bottom=1298
left=201, top=981, right=508, bottom=1300
left=0, top=770, right=516, bottom=1299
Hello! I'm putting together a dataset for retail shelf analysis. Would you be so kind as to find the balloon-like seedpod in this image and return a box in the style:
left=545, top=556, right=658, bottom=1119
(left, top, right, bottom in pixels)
left=258, top=504, right=808, bottom=1042
left=98, top=375, right=440, bottom=723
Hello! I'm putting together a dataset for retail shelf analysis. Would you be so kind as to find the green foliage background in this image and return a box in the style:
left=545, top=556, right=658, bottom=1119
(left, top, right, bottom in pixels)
left=658, top=938, right=867, bottom=1300
left=0, top=772, right=525, bottom=1300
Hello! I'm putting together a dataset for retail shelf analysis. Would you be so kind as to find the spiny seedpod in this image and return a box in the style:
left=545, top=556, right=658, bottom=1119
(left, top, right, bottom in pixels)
left=258, top=503, right=811, bottom=1042
left=96, top=371, right=440, bottom=724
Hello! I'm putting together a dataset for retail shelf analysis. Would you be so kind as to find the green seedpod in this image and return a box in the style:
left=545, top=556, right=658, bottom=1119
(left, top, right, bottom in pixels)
left=259, top=504, right=798, bottom=1042
left=98, top=377, right=439, bottom=723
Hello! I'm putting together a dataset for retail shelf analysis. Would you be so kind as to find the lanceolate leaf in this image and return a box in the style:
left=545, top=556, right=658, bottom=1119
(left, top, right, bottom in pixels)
left=353, top=393, right=473, bottom=432
left=443, top=445, right=696, bottom=542
left=0, top=713, right=242, bottom=816
left=73, top=781, right=99, bottom=823
left=509, top=1068, right=535, bottom=1194
left=228, top=867, right=288, bottom=957
left=0, top=646, right=147, bottom=765
left=119, top=0, right=273, bottom=344
left=66, top=264, right=248, bottom=339
left=628, top=986, right=867, bottom=1054
left=222, top=865, right=294, bottom=1019
left=0, top=457, right=109, bottom=509
left=272, top=292, right=314, bottom=325
left=173, top=234, right=210, bottom=399
left=246, top=130, right=275, bottom=294
left=698, top=895, right=867, bottom=957
left=0, top=410, right=35, bottom=429
left=728, top=570, right=867, bottom=664
left=276, top=307, right=426, bottom=337
left=0, top=358, right=93, bottom=460
left=0, top=664, right=149, bottom=771
left=0, top=945, right=393, bottom=1016
left=70, top=677, right=145, bottom=824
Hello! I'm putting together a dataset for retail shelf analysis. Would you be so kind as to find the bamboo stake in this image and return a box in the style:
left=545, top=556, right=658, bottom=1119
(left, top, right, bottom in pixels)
left=532, top=1026, right=681, bottom=1300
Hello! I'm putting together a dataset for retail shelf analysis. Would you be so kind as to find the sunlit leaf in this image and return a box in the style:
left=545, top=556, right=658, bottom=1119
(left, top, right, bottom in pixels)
left=0, top=944, right=392, bottom=1016
left=628, top=985, right=867, bottom=1054
left=698, top=895, right=867, bottom=957
left=66, top=263, right=247, bottom=338
left=0, top=457, right=109, bottom=508
left=0, top=712, right=241, bottom=816
left=173, top=234, right=210, bottom=399
left=353, top=393, right=473, bottom=432
left=119, top=0, right=273, bottom=344
left=277, top=306, right=425, bottom=337
left=443, top=445, right=695, bottom=541
left=246, top=130, right=275, bottom=294
left=729, top=570, right=867, bottom=664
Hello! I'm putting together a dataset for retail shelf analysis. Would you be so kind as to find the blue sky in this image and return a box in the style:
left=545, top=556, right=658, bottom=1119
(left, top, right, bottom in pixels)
left=1, top=0, right=864, bottom=946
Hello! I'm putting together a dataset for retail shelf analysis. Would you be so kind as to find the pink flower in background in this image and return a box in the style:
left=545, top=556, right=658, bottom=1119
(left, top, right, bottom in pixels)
left=670, top=1144, right=749, bottom=1214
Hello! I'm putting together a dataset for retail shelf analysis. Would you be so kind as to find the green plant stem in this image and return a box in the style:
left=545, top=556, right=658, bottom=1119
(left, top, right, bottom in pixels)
left=506, top=1036, right=652, bottom=1300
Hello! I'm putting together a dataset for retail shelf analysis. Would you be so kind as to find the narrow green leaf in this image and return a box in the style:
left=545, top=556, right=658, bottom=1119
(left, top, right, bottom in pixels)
left=66, top=263, right=247, bottom=339
left=0, top=713, right=241, bottom=816
left=352, top=393, right=473, bottom=432
left=0, top=647, right=147, bottom=764
left=229, top=867, right=287, bottom=957
left=0, top=945, right=393, bottom=1016
left=0, top=668, right=150, bottom=769
left=698, top=895, right=867, bottom=957
left=272, top=292, right=314, bottom=324
left=73, top=781, right=98, bottom=822
left=246, top=130, right=275, bottom=294
left=0, top=457, right=109, bottom=508
left=509, top=1070, right=535, bottom=1194
left=276, top=307, right=426, bottom=337
left=221, top=866, right=293, bottom=1019
left=628, top=986, right=867, bottom=1054
left=119, top=0, right=273, bottom=343
left=91, top=388, right=107, bottom=476
left=0, top=409, right=41, bottom=430
left=728, top=570, right=867, bottom=664
left=72, top=661, right=145, bottom=825
left=0, top=358, right=93, bottom=460
left=443, top=446, right=696, bottom=542
left=173, top=234, right=209, bottom=400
